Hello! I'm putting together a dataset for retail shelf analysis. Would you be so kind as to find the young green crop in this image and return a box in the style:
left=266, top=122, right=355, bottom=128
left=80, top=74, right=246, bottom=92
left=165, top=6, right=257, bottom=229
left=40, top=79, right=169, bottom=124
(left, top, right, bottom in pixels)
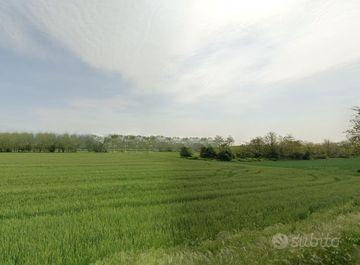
left=0, top=153, right=359, bottom=264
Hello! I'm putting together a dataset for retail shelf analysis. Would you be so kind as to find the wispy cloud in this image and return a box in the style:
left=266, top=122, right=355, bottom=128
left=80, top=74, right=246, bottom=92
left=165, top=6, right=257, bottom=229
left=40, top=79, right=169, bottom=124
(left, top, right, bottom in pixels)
left=0, top=0, right=359, bottom=140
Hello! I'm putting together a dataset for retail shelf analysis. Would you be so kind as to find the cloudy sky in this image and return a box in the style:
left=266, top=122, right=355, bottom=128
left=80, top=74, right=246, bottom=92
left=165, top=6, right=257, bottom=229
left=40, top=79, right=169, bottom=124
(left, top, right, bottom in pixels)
left=1, top=0, right=360, bottom=142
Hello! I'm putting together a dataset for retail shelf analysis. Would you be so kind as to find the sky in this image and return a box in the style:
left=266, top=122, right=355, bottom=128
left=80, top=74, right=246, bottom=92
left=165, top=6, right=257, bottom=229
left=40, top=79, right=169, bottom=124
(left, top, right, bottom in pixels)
left=0, top=0, right=360, bottom=143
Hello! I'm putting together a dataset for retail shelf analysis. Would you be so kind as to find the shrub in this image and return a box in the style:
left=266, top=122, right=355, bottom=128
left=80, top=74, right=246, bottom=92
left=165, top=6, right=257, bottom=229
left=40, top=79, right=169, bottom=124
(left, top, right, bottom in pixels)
left=302, top=151, right=312, bottom=160
left=216, top=145, right=234, bottom=161
left=337, top=153, right=351, bottom=158
left=313, top=154, right=328, bottom=159
left=235, top=146, right=254, bottom=159
left=49, top=145, right=56, bottom=153
left=266, top=151, right=280, bottom=161
left=179, top=146, right=192, bottom=158
left=200, top=146, right=217, bottom=159
left=289, top=152, right=305, bottom=160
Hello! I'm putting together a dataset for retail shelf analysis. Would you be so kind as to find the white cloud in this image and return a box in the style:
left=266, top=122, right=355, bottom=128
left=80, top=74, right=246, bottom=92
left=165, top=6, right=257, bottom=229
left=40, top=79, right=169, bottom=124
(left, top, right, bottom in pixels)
left=259, top=0, right=360, bottom=83
left=1, top=0, right=360, bottom=104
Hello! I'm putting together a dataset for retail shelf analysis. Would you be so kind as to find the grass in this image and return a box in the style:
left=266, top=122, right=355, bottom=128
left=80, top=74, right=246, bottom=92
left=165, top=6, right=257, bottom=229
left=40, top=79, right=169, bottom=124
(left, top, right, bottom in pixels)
left=95, top=202, right=360, bottom=265
left=0, top=153, right=359, bottom=264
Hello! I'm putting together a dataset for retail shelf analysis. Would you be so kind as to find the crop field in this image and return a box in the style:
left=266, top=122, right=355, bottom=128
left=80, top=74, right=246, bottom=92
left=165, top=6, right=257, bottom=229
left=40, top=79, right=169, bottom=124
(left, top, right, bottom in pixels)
left=0, top=153, right=359, bottom=264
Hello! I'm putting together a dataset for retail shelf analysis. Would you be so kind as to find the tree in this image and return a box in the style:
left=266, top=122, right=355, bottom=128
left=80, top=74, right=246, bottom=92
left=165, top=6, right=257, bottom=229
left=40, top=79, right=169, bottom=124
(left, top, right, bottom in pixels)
left=235, top=145, right=254, bottom=159
left=347, top=106, right=360, bottom=153
left=214, top=135, right=225, bottom=148
left=179, top=146, right=192, bottom=158
left=249, top=137, right=265, bottom=158
left=279, top=135, right=304, bottom=160
left=264, top=132, right=280, bottom=160
left=225, top=136, right=235, bottom=146
left=90, top=135, right=107, bottom=152
left=303, top=150, right=312, bottom=160
left=216, top=144, right=234, bottom=161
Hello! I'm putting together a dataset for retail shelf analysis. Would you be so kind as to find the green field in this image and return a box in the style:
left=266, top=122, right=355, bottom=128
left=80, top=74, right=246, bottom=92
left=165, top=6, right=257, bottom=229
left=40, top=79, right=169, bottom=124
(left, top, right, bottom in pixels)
left=0, top=153, right=359, bottom=264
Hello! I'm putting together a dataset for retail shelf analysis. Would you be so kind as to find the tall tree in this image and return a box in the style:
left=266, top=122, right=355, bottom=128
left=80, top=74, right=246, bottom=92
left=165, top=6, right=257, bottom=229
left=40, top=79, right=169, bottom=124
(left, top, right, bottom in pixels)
left=347, top=106, right=360, bottom=152
left=226, top=136, right=235, bottom=146
left=264, top=132, right=280, bottom=160
left=214, top=135, right=225, bottom=147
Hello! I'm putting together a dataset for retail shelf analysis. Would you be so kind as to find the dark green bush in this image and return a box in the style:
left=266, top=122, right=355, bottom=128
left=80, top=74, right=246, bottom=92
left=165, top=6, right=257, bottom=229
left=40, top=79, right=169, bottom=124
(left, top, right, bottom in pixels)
left=267, top=152, right=280, bottom=161
left=289, top=152, right=305, bottom=160
left=302, top=151, right=312, bottom=160
left=338, top=153, right=351, bottom=158
left=179, top=146, right=193, bottom=158
left=216, top=145, right=234, bottom=161
left=313, top=154, right=328, bottom=159
left=200, top=146, right=217, bottom=159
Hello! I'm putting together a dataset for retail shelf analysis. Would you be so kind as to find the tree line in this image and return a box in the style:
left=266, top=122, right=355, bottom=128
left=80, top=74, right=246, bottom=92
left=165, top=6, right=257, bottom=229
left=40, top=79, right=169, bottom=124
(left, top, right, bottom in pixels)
left=0, top=132, right=358, bottom=159
left=180, top=132, right=358, bottom=162
left=0, top=133, right=219, bottom=153
left=1, top=107, right=359, bottom=158
left=0, top=133, right=101, bottom=153
left=234, top=133, right=356, bottom=160
left=180, top=107, right=360, bottom=161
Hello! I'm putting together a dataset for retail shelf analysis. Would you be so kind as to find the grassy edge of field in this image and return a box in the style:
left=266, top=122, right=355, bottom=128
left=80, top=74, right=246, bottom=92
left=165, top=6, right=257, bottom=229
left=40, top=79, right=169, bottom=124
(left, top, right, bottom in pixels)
left=94, top=200, right=360, bottom=265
